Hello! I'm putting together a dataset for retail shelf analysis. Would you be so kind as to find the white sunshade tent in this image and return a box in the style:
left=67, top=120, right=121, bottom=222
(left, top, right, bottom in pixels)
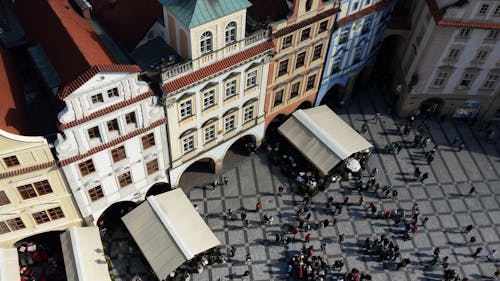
left=0, top=248, right=19, bottom=281
left=278, top=105, right=373, bottom=175
left=59, top=226, right=111, bottom=281
left=122, top=189, right=220, bottom=280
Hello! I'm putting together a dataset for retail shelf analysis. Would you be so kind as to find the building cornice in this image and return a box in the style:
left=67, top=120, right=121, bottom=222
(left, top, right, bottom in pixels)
left=426, top=0, right=500, bottom=30
left=0, top=161, right=56, bottom=179
left=273, top=7, right=341, bottom=38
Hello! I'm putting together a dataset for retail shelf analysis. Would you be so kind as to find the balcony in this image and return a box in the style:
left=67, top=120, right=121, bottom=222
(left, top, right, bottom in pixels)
left=161, top=29, right=270, bottom=83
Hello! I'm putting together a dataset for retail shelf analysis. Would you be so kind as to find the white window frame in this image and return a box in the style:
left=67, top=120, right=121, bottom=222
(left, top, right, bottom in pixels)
left=474, top=50, right=489, bottom=61
left=224, top=115, right=235, bottom=133
left=339, top=28, right=349, bottom=43
left=243, top=106, right=254, bottom=123
left=486, top=30, right=499, bottom=40
left=447, top=48, right=461, bottom=60
left=200, top=31, right=213, bottom=55
left=225, top=80, right=237, bottom=99
left=204, top=124, right=216, bottom=143
left=457, top=28, right=471, bottom=39
left=182, top=136, right=195, bottom=153
left=179, top=100, right=193, bottom=119
left=246, top=70, right=257, bottom=89
left=225, top=22, right=237, bottom=45
left=282, top=35, right=293, bottom=49
left=432, top=72, right=449, bottom=88
left=459, top=73, right=475, bottom=89
left=483, top=74, right=499, bottom=89
left=202, top=90, right=215, bottom=109
left=478, top=4, right=490, bottom=15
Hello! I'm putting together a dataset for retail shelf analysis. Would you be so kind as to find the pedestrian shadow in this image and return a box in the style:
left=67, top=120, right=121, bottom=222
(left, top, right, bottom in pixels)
left=447, top=193, right=463, bottom=198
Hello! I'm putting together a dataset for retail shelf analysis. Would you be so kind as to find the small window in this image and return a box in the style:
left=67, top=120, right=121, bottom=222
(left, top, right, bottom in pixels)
left=225, top=22, right=237, bottom=45
left=246, top=70, right=257, bottom=89
left=32, top=211, right=51, bottom=224
left=118, top=171, right=133, bottom=187
left=459, top=73, right=475, bottom=89
left=224, top=115, right=235, bottom=132
left=300, top=28, right=311, bottom=41
left=179, top=100, right=193, bottom=119
left=182, top=136, right=195, bottom=153
left=78, top=159, right=96, bottom=176
left=306, top=74, right=316, bottom=90
left=290, top=82, right=300, bottom=99
left=447, top=49, right=461, bottom=60
left=225, top=80, right=237, bottom=99
left=478, top=4, right=490, bottom=15
left=91, top=93, right=104, bottom=104
left=107, top=88, right=119, bottom=98
left=278, top=59, right=289, bottom=77
left=0, top=221, right=9, bottom=234
left=125, top=112, right=137, bottom=125
left=3, top=156, right=20, bottom=167
left=474, top=50, right=489, bottom=61
left=146, top=159, right=159, bottom=175
left=457, top=28, right=471, bottom=39
left=142, top=133, right=156, bottom=149
left=494, top=5, right=500, bottom=16
left=486, top=30, right=499, bottom=40
left=352, top=1, right=359, bottom=10
left=6, top=217, right=25, bottom=231
left=274, top=90, right=284, bottom=107
left=204, top=124, right=216, bottom=143
left=339, top=28, right=349, bottom=43
left=243, top=106, right=254, bottom=123
left=313, top=44, right=323, bottom=61
left=203, top=90, right=216, bottom=109
left=200, top=31, right=213, bottom=55
left=361, top=19, right=371, bottom=34
left=332, top=56, right=342, bottom=73
left=107, top=119, right=119, bottom=132
left=111, top=146, right=127, bottom=163
left=433, top=72, right=449, bottom=87
left=483, top=74, right=499, bottom=89
left=318, top=20, right=328, bottom=33
left=282, top=35, right=293, bottom=49
left=0, top=191, right=10, bottom=206
left=17, top=184, right=37, bottom=200
left=88, top=186, right=104, bottom=202
left=33, top=180, right=53, bottom=196
left=87, top=126, right=100, bottom=139
left=295, top=51, right=306, bottom=69
left=305, top=0, right=312, bottom=11
left=47, top=207, right=65, bottom=220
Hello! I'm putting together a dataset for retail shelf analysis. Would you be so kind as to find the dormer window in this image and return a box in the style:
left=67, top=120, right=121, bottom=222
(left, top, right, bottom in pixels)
left=225, top=22, right=237, bottom=46
left=91, top=93, right=104, bottom=104
left=200, top=31, right=213, bottom=55
left=107, top=87, right=119, bottom=98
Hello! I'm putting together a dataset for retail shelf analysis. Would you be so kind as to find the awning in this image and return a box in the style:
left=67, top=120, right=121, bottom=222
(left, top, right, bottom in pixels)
left=278, top=105, right=373, bottom=175
left=0, top=248, right=19, bottom=281
left=122, top=189, right=220, bottom=280
left=60, top=226, right=111, bottom=281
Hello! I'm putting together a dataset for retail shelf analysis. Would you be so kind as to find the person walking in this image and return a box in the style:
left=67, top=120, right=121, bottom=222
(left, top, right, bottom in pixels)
left=338, top=234, right=345, bottom=250
left=464, top=224, right=474, bottom=234
left=230, top=246, right=236, bottom=257
left=245, top=253, right=252, bottom=264
left=223, top=176, right=229, bottom=185
left=361, top=122, right=368, bottom=134
left=359, top=195, right=365, bottom=207
left=255, top=201, right=262, bottom=212
left=370, top=167, right=379, bottom=178
left=466, top=185, right=476, bottom=196
left=240, top=211, right=247, bottom=221
left=422, top=217, right=429, bottom=227
left=414, top=167, right=422, bottom=181
left=458, top=141, right=466, bottom=152
left=472, top=246, right=483, bottom=257
left=278, top=185, right=284, bottom=197
left=420, top=172, right=429, bottom=183
left=469, top=236, right=477, bottom=244
left=488, top=249, right=497, bottom=261
left=305, top=233, right=311, bottom=243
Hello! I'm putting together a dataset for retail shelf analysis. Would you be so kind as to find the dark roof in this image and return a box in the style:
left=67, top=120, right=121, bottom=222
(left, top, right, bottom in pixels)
left=130, top=37, right=182, bottom=71
left=14, top=0, right=117, bottom=89
left=247, top=0, right=290, bottom=24
left=92, top=0, right=163, bottom=52
left=0, top=47, right=26, bottom=135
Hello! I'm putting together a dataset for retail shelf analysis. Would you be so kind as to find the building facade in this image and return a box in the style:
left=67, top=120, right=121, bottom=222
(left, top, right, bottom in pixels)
left=247, top=0, right=340, bottom=128
left=157, top=0, right=273, bottom=187
left=391, top=0, right=500, bottom=120
left=14, top=0, right=170, bottom=225
left=317, top=0, right=395, bottom=106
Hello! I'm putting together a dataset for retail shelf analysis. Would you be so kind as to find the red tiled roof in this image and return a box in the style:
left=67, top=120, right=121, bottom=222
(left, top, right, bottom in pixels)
left=59, top=90, right=154, bottom=130
left=15, top=0, right=116, bottom=87
left=60, top=118, right=167, bottom=166
left=273, top=7, right=341, bottom=38
left=337, top=0, right=388, bottom=26
left=163, top=41, right=274, bottom=93
left=93, top=0, right=163, bottom=52
left=0, top=161, right=56, bottom=179
left=426, top=0, right=500, bottom=30
left=59, top=64, right=142, bottom=100
left=0, top=47, right=26, bottom=135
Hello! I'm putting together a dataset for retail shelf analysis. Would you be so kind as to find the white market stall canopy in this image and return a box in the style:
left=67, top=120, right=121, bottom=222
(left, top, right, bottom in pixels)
left=122, top=189, right=220, bottom=280
left=0, top=248, right=19, bottom=281
left=60, top=226, right=111, bottom=281
left=278, top=105, right=373, bottom=175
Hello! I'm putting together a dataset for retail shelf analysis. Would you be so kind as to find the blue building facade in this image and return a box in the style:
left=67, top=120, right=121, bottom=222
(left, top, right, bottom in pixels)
left=316, top=0, right=395, bottom=106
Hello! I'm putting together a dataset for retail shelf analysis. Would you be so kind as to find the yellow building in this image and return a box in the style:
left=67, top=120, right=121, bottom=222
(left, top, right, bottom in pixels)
left=0, top=47, right=81, bottom=248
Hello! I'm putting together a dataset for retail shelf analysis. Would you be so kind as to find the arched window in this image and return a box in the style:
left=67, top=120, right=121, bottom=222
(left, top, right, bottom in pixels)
left=200, top=31, right=213, bottom=55
left=305, top=0, right=313, bottom=11
left=225, top=22, right=237, bottom=45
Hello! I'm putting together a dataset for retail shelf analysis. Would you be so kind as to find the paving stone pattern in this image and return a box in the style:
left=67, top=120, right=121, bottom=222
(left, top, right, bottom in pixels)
left=187, top=89, right=500, bottom=281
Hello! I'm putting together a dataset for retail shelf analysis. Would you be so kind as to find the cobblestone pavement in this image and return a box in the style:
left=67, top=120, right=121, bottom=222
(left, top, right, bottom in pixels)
left=187, top=87, right=500, bottom=281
